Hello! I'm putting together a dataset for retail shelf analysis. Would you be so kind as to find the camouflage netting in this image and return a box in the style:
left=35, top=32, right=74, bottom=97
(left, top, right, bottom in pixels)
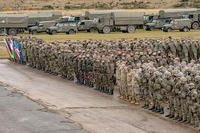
left=13, top=37, right=200, bottom=129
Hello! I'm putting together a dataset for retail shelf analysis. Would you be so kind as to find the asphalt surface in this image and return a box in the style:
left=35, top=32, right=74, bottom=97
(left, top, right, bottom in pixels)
left=0, top=85, right=88, bottom=133
left=0, top=60, right=197, bottom=133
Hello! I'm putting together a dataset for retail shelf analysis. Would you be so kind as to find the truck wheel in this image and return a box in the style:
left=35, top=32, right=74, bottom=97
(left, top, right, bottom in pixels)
left=183, top=27, right=189, bottom=32
left=149, top=26, right=154, bottom=31
left=98, top=30, right=102, bottom=33
left=144, top=26, right=148, bottom=31
left=0, top=29, right=5, bottom=35
left=191, top=22, right=199, bottom=29
left=89, top=27, right=96, bottom=33
left=68, top=29, right=76, bottom=34
left=127, top=26, right=136, bottom=33
left=51, top=30, right=57, bottom=35
left=32, top=30, right=37, bottom=35
left=8, top=29, right=17, bottom=36
left=102, top=26, right=111, bottom=34
left=167, top=28, right=172, bottom=32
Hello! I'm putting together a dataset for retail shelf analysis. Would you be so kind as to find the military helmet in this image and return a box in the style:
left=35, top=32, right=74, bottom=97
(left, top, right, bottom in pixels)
left=180, top=76, right=187, bottom=83
left=165, top=71, right=171, bottom=78
left=195, top=75, right=200, bottom=82
left=188, top=83, right=195, bottom=89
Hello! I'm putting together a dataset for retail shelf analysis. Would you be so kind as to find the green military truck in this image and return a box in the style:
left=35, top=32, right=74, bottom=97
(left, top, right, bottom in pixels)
left=77, top=20, right=98, bottom=32
left=96, top=11, right=144, bottom=34
left=29, top=16, right=83, bottom=34
left=0, top=11, right=62, bottom=35
left=182, top=11, right=200, bottom=29
left=145, top=8, right=197, bottom=31
left=47, top=22, right=77, bottom=35
left=159, top=8, right=197, bottom=19
left=29, top=21, right=56, bottom=34
left=0, top=14, right=28, bottom=35
left=163, top=19, right=191, bottom=32
left=144, top=18, right=171, bottom=31
left=27, top=11, right=62, bottom=27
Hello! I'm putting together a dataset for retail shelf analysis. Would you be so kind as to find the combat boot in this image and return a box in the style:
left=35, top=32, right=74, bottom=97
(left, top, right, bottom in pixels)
left=173, top=115, right=180, bottom=120
left=165, top=114, right=171, bottom=118
left=160, top=107, right=164, bottom=114
left=105, top=88, right=109, bottom=94
left=155, top=106, right=161, bottom=113
left=142, top=104, right=147, bottom=108
left=149, top=105, right=155, bottom=111
left=144, top=104, right=149, bottom=109
left=100, top=87, right=104, bottom=92
left=169, top=115, right=174, bottom=119
left=178, top=116, right=183, bottom=121
left=152, top=106, right=158, bottom=112
left=109, top=89, right=114, bottom=95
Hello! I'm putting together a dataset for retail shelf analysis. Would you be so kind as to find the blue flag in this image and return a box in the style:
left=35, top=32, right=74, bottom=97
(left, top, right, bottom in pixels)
left=13, top=40, right=23, bottom=64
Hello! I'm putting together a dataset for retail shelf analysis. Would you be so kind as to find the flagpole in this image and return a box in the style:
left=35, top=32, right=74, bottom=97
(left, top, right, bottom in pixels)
left=1, top=36, right=12, bottom=59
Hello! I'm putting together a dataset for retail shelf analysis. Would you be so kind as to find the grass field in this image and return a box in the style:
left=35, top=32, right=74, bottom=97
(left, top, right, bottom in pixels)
left=0, top=47, right=9, bottom=59
left=26, top=29, right=200, bottom=42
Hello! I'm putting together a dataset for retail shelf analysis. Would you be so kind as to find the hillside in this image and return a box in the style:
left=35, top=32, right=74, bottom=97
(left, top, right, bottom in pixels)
left=0, top=0, right=189, bottom=11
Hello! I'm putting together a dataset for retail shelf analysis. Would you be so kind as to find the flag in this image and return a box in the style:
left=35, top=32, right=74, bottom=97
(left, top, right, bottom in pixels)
left=3, top=38, right=14, bottom=58
left=9, top=38, right=16, bottom=60
left=13, top=41, right=20, bottom=61
left=13, top=41, right=23, bottom=64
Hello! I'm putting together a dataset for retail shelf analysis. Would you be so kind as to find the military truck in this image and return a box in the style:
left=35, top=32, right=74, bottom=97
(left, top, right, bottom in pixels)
left=96, top=11, right=144, bottom=34
left=182, top=12, right=200, bottom=29
left=0, top=14, right=28, bottom=35
left=27, top=11, right=62, bottom=27
left=163, top=19, right=191, bottom=32
left=77, top=20, right=98, bottom=32
left=144, top=18, right=171, bottom=31
left=47, top=22, right=77, bottom=35
left=29, top=21, right=56, bottom=34
left=159, top=8, right=197, bottom=19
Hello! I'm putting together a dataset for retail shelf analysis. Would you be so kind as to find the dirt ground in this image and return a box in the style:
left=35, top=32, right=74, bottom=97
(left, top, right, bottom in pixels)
left=0, top=9, right=160, bottom=16
left=0, top=0, right=179, bottom=11
left=0, top=59, right=197, bottom=133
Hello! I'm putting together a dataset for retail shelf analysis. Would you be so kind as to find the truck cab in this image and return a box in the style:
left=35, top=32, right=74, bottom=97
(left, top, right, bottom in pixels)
left=163, top=18, right=191, bottom=32
left=182, top=13, right=200, bottom=29
left=77, top=20, right=98, bottom=32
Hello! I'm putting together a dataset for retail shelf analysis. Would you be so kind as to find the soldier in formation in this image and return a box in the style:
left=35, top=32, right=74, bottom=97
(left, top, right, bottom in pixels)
left=15, top=36, right=200, bottom=129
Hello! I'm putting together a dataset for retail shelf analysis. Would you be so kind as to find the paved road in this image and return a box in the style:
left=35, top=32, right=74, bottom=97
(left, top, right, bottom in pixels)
left=0, top=60, right=197, bottom=133
left=0, top=85, right=87, bottom=133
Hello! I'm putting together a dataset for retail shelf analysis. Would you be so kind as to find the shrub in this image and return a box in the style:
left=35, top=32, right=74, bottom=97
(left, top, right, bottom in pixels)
left=42, top=5, right=54, bottom=10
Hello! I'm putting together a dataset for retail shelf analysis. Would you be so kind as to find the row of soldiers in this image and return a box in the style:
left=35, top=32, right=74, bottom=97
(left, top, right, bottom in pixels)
left=116, top=58, right=200, bottom=128
left=19, top=37, right=117, bottom=95
left=136, top=60, right=200, bottom=128
left=13, top=37, right=200, bottom=129
left=17, top=37, right=200, bottom=96
left=17, top=37, right=182, bottom=94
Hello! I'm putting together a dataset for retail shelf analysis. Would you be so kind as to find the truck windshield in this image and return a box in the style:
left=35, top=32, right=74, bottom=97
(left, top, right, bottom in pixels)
left=93, top=18, right=99, bottom=23
left=170, top=21, right=175, bottom=24
left=182, top=15, right=189, bottom=19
